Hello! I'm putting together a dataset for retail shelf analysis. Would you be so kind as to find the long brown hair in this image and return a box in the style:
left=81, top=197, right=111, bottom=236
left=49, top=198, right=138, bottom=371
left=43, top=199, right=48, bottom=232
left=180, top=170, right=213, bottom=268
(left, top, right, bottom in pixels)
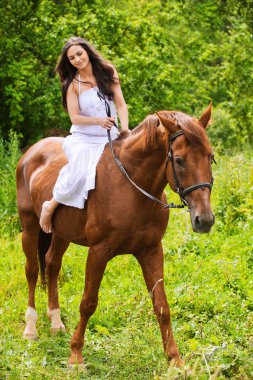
left=55, top=37, right=118, bottom=109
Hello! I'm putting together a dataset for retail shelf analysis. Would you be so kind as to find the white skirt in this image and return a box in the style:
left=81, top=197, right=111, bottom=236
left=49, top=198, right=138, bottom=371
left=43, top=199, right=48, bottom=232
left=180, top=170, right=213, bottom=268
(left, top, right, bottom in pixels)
left=53, top=132, right=117, bottom=208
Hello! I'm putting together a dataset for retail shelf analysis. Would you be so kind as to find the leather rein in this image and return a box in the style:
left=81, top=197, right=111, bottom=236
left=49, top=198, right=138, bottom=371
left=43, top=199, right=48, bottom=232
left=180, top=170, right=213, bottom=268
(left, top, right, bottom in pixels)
left=98, top=90, right=213, bottom=209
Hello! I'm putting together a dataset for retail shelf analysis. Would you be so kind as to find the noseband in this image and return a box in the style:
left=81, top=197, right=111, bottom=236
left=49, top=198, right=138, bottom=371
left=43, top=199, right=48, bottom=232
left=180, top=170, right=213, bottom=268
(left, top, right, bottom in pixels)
left=166, top=130, right=214, bottom=207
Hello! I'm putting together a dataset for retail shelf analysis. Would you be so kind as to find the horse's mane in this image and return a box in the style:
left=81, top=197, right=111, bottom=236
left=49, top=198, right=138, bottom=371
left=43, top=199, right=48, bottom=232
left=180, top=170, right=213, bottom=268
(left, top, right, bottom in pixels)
left=117, top=129, right=131, bottom=140
left=129, top=111, right=210, bottom=149
left=130, top=115, right=159, bottom=147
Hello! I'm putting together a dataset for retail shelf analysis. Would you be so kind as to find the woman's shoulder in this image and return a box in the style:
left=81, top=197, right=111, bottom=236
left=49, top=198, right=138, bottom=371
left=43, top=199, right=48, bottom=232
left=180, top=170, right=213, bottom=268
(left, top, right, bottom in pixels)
left=71, top=74, right=79, bottom=86
left=67, top=76, right=79, bottom=97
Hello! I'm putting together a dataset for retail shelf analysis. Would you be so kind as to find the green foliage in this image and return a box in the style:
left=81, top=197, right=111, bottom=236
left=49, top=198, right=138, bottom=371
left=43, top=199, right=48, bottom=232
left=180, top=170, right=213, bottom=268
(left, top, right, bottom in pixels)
left=214, top=154, right=253, bottom=232
left=0, top=131, right=21, bottom=237
left=0, top=0, right=252, bottom=147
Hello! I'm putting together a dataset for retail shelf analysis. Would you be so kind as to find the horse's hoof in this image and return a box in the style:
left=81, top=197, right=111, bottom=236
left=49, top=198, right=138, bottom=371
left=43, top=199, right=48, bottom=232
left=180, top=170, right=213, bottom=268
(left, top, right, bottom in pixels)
left=68, top=352, right=84, bottom=367
left=170, top=357, right=185, bottom=368
left=47, top=308, right=66, bottom=335
left=23, top=332, right=38, bottom=340
left=50, top=325, right=66, bottom=335
left=67, top=363, right=87, bottom=372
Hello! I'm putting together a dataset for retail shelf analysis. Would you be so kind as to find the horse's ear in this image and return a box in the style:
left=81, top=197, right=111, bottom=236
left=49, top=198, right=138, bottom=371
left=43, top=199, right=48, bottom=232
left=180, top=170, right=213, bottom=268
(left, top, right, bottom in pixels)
left=199, top=102, right=212, bottom=129
left=156, top=111, right=177, bottom=134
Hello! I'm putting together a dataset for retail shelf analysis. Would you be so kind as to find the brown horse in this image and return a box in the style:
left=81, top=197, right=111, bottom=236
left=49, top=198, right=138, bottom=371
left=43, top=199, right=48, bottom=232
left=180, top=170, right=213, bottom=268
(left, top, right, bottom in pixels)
left=16, top=105, right=214, bottom=367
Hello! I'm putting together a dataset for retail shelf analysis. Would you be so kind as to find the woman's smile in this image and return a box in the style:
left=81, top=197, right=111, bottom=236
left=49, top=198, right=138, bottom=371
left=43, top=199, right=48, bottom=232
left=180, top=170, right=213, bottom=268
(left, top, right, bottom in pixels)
left=76, top=60, right=85, bottom=67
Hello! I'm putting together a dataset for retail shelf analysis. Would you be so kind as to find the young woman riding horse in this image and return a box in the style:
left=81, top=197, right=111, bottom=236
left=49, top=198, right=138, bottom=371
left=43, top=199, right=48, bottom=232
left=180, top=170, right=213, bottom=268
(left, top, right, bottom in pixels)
left=39, top=37, right=129, bottom=233
left=16, top=38, right=214, bottom=368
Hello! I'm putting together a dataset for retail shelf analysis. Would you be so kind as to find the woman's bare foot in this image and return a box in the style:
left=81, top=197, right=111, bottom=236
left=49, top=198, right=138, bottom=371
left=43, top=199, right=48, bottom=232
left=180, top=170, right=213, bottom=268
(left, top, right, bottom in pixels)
left=40, top=200, right=58, bottom=233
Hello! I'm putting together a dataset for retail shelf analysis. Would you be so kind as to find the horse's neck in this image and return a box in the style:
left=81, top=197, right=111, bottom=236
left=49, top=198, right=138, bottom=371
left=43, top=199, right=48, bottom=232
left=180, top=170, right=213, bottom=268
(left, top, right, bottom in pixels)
left=119, top=130, right=167, bottom=195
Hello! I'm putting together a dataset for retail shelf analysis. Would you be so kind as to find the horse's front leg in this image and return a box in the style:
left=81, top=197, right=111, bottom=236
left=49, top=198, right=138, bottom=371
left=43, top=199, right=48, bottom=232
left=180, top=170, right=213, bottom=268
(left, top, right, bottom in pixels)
left=136, top=243, right=183, bottom=367
left=68, top=246, right=109, bottom=366
left=46, top=235, right=69, bottom=334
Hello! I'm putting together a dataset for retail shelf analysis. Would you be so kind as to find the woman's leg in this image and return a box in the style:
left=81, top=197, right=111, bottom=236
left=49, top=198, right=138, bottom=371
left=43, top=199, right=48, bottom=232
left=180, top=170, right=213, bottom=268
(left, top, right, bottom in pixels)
left=39, top=198, right=59, bottom=233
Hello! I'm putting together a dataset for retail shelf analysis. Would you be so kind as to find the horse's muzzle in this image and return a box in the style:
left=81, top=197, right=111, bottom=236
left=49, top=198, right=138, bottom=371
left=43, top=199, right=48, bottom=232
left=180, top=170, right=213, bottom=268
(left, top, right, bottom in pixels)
left=191, top=211, right=215, bottom=233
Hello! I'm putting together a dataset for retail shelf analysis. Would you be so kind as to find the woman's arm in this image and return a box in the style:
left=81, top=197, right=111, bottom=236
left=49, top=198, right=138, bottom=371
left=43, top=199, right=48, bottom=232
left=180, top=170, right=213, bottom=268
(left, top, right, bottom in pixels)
left=112, top=69, right=129, bottom=131
left=66, top=82, right=115, bottom=129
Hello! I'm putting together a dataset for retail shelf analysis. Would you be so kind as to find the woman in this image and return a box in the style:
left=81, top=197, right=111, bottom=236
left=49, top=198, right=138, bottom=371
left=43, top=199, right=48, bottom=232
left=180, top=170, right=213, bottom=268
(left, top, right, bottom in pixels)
left=39, top=37, right=129, bottom=233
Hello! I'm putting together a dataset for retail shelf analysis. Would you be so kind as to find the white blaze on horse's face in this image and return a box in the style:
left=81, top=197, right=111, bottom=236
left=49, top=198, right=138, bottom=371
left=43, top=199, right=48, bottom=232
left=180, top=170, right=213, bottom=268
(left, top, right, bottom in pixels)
left=157, top=104, right=215, bottom=234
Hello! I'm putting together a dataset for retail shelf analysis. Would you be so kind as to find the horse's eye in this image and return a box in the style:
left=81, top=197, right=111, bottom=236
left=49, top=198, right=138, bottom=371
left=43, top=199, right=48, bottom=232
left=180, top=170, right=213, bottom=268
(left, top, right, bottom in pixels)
left=175, top=157, right=184, bottom=167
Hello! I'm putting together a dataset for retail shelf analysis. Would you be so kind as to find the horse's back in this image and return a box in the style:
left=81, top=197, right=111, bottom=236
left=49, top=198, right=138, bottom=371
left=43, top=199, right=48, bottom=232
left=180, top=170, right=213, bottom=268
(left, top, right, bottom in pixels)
left=17, top=137, right=65, bottom=173
left=16, top=137, right=66, bottom=216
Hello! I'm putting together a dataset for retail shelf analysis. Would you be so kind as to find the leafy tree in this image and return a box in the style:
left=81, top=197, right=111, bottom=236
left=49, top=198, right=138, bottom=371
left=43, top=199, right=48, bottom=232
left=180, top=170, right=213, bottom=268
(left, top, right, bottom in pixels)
left=0, top=0, right=252, bottom=148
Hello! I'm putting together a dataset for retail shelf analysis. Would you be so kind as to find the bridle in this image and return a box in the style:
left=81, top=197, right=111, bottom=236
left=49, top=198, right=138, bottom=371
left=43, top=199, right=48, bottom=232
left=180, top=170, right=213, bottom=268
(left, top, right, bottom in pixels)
left=166, top=130, right=214, bottom=207
left=98, top=90, right=214, bottom=209
left=107, top=128, right=213, bottom=209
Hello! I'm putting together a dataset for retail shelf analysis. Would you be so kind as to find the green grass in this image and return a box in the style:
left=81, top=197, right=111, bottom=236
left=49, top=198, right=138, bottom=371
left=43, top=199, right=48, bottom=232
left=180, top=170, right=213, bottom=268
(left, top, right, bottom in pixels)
left=0, top=221, right=252, bottom=378
left=0, top=149, right=252, bottom=379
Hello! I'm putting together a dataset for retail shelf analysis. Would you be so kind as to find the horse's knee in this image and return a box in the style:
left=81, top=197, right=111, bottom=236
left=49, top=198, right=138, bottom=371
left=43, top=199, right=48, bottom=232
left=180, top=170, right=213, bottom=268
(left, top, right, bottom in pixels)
left=80, top=296, right=98, bottom=318
left=25, top=261, right=39, bottom=281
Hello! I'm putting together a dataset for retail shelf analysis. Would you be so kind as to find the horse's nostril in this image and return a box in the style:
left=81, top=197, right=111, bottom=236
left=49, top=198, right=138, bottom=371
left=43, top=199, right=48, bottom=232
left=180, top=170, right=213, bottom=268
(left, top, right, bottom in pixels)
left=193, top=213, right=215, bottom=232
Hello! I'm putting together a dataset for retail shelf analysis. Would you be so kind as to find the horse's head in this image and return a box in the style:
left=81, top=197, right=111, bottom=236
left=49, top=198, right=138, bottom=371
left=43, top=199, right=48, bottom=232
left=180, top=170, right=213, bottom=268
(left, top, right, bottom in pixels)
left=157, top=104, right=215, bottom=233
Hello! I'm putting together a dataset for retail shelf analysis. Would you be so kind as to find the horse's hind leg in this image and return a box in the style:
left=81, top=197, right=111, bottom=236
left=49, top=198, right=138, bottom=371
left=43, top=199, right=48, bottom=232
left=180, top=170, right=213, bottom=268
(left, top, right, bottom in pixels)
left=21, top=212, right=41, bottom=340
left=136, top=243, right=183, bottom=367
left=45, top=235, right=69, bottom=334
left=68, top=246, right=109, bottom=366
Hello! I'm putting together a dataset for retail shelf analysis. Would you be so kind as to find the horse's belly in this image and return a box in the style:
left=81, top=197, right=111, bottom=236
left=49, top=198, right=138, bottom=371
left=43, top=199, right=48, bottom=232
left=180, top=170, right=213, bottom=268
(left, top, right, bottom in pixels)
left=85, top=215, right=168, bottom=254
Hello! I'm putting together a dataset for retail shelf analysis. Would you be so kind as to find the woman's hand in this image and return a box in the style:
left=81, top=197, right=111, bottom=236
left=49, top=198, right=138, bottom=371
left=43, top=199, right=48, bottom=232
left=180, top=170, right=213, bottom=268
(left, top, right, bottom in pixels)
left=97, top=117, right=116, bottom=129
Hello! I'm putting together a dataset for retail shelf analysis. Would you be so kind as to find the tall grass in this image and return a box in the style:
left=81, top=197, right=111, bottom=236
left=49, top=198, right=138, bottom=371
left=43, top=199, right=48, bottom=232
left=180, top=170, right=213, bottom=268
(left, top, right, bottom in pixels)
left=0, top=139, right=252, bottom=379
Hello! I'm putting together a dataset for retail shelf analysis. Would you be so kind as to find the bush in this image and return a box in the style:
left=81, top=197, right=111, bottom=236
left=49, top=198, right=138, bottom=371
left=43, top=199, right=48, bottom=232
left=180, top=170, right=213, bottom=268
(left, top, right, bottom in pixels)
left=0, top=0, right=253, bottom=148
left=212, top=154, right=253, bottom=233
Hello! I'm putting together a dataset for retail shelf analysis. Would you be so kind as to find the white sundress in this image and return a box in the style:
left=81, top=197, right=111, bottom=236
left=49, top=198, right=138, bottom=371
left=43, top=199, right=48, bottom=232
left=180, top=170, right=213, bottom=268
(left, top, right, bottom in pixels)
left=53, top=78, right=118, bottom=209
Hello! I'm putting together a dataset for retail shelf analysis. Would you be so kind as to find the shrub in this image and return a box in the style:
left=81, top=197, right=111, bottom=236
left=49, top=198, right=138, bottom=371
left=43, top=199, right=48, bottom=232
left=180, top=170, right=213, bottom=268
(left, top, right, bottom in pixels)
left=213, top=154, right=253, bottom=233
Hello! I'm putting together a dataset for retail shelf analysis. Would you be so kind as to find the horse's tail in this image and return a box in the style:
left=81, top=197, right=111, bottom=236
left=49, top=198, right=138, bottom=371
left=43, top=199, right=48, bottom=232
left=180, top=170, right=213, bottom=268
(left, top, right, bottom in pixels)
left=38, top=229, right=52, bottom=288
